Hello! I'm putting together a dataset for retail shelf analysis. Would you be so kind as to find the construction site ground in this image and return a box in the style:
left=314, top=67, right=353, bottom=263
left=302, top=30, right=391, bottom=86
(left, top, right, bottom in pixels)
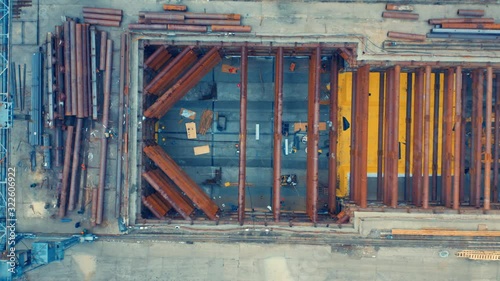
left=9, top=0, right=500, bottom=280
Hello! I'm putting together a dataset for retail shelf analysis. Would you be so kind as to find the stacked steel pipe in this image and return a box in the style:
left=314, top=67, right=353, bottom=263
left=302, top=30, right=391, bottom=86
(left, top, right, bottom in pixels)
left=129, top=5, right=250, bottom=33
left=142, top=169, right=195, bottom=220
left=427, top=9, right=500, bottom=40
left=144, top=47, right=222, bottom=119
left=83, top=7, right=123, bottom=27
left=143, top=145, right=219, bottom=220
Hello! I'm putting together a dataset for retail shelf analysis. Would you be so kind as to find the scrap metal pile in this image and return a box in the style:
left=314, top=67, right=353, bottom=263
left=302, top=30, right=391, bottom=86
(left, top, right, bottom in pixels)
left=129, top=4, right=251, bottom=33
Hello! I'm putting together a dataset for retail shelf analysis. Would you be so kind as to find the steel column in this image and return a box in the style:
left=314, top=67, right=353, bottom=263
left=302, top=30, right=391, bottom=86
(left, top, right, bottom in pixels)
left=350, top=71, right=357, bottom=202
left=97, top=39, right=113, bottom=225
left=328, top=54, right=339, bottom=214
left=115, top=33, right=127, bottom=218
left=273, top=47, right=283, bottom=221
left=423, top=66, right=432, bottom=209
left=377, top=72, right=385, bottom=201
left=238, top=46, right=248, bottom=225
left=75, top=24, right=84, bottom=118
left=63, top=21, right=72, bottom=116
left=432, top=72, right=440, bottom=202
left=59, top=125, right=74, bottom=218
left=474, top=70, right=484, bottom=208
left=460, top=73, right=467, bottom=203
left=307, top=46, right=321, bottom=221
left=357, top=64, right=370, bottom=208
left=68, top=118, right=83, bottom=211
left=485, top=67, right=493, bottom=210
left=383, top=69, right=393, bottom=205
left=443, top=69, right=454, bottom=208
left=404, top=73, right=412, bottom=201
left=388, top=66, right=400, bottom=208
left=412, top=68, right=424, bottom=206
left=494, top=74, right=500, bottom=203
left=453, top=66, right=462, bottom=210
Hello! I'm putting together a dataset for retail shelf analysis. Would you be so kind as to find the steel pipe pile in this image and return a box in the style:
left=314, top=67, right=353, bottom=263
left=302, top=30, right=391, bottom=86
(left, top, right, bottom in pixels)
left=142, top=169, right=195, bottom=220
left=412, top=69, right=425, bottom=206
left=442, top=69, right=454, bottom=207
left=306, top=47, right=321, bottom=222
left=83, top=7, right=123, bottom=27
left=144, top=47, right=222, bottom=119
left=68, top=118, right=83, bottom=211
left=143, top=145, right=219, bottom=220
left=238, top=46, right=248, bottom=225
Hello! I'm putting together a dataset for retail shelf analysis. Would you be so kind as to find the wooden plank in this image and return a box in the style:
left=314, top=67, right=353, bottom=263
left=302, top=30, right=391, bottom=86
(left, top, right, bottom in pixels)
left=392, top=229, right=500, bottom=237
left=194, top=145, right=210, bottom=155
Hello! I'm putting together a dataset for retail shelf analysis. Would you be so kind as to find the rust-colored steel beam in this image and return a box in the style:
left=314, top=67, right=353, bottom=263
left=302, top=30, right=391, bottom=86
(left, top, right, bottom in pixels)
left=63, top=21, right=72, bottom=116
left=168, top=24, right=207, bottom=32
left=84, top=18, right=121, bottom=27
left=382, top=11, right=419, bottom=20
left=99, top=31, right=107, bottom=71
left=494, top=75, right=500, bottom=203
left=82, top=7, right=123, bottom=16
left=142, top=170, right=195, bottom=220
left=59, top=125, right=74, bottom=218
left=163, top=4, right=187, bottom=11
left=329, top=54, right=339, bottom=214
left=423, top=66, right=432, bottom=209
left=97, top=39, right=113, bottom=225
left=83, top=12, right=122, bottom=22
left=457, top=9, right=485, bottom=17
left=143, top=145, right=219, bottom=220
left=128, top=24, right=167, bottom=30
left=383, top=68, right=393, bottom=205
left=211, top=25, right=252, bottom=33
left=453, top=66, right=462, bottom=210
left=273, top=47, right=283, bottom=221
left=238, top=46, right=248, bottom=225
left=404, top=73, right=413, bottom=201
left=144, top=47, right=222, bottom=119
left=386, top=4, right=414, bottom=11
left=485, top=67, right=493, bottom=210
left=428, top=18, right=495, bottom=25
left=68, top=118, right=83, bottom=211
left=376, top=72, right=385, bottom=201
left=76, top=24, right=84, bottom=118
left=184, top=12, right=240, bottom=20
left=144, top=45, right=170, bottom=71
left=357, top=64, right=370, bottom=208
left=432, top=72, right=440, bottom=202
left=144, top=46, right=197, bottom=95
left=474, top=70, right=484, bottom=208
left=307, top=46, right=321, bottom=221
left=385, top=65, right=400, bottom=208
left=142, top=194, right=172, bottom=219
left=412, top=68, right=424, bottom=206
left=387, top=31, right=426, bottom=41
left=82, top=24, right=89, bottom=118
left=443, top=68, right=454, bottom=208
left=143, top=12, right=185, bottom=21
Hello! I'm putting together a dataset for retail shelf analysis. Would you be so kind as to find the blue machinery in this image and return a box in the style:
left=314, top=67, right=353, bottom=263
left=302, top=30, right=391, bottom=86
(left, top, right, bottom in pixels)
left=0, top=233, right=98, bottom=280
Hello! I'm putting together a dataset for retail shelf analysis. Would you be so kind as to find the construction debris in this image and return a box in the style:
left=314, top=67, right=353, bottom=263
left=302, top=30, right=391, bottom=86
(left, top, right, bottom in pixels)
left=198, top=110, right=214, bottom=135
